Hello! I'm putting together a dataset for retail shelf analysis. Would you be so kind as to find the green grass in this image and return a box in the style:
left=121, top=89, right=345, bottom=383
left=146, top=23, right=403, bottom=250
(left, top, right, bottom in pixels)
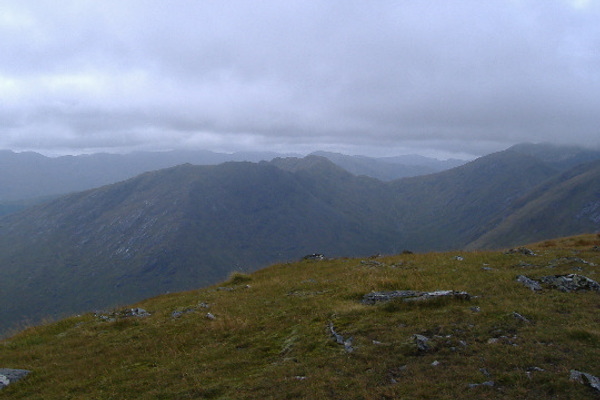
left=1, top=234, right=600, bottom=399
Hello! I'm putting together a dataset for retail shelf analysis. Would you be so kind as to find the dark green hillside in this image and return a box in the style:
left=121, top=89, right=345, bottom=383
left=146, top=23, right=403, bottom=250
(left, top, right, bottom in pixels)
left=468, top=160, right=600, bottom=249
left=0, top=159, right=399, bottom=335
left=389, top=150, right=558, bottom=251
left=0, top=235, right=599, bottom=399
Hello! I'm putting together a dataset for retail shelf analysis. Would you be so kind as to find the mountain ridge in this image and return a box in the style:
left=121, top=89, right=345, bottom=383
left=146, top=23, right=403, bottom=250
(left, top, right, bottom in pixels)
left=0, top=148, right=462, bottom=211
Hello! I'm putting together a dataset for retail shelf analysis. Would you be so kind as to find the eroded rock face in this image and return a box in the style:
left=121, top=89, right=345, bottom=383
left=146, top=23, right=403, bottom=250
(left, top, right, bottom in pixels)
left=0, top=369, right=31, bottom=390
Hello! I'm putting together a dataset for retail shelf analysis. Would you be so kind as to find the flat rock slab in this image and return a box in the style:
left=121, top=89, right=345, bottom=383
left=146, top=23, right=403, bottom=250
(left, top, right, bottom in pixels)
left=362, top=290, right=471, bottom=305
left=0, top=369, right=31, bottom=389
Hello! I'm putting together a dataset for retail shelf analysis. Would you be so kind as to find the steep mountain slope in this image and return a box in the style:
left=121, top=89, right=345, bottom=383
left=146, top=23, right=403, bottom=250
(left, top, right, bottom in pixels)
left=0, top=159, right=399, bottom=334
left=1, top=235, right=599, bottom=399
left=468, top=160, right=600, bottom=249
left=388, top=150, right=559, bottom=251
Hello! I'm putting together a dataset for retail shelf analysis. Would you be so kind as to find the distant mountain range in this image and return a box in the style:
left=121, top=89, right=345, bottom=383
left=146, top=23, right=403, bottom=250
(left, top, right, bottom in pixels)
left=0, top=143, right=599, bottom=335
left=0, top=148, right=463, bottom=215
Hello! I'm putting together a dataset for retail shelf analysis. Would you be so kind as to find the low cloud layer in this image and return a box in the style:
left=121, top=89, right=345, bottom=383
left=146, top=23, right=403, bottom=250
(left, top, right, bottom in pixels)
left=1, top=1, right=599, bottom=157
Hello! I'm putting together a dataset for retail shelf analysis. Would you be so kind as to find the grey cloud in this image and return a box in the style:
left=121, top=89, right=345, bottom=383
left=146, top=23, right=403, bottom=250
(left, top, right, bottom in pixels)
left=1, top=0, right=599, bottom=157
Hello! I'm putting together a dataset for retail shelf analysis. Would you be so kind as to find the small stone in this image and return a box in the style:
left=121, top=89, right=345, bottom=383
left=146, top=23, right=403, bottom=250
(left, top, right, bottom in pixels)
left=512, top=311, right=531, bottom=323
left=468, top=381, right=495, bottom=388
left=431, top=360, right=440, bottom=366
left=206, top=312, right=216, bottom=320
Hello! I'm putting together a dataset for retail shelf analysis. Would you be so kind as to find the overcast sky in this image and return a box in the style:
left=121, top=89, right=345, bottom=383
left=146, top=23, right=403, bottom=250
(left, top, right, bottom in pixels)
left=1, top=1, right=599, bottom=158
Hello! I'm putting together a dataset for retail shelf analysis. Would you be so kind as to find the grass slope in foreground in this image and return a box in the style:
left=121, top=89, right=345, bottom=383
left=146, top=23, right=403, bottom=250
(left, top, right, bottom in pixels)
left=1, top=234, right=599, bottom=399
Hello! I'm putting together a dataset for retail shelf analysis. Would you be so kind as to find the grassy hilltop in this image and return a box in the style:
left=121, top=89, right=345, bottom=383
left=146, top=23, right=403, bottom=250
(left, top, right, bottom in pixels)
left=1, top=234, right=599, bottom=399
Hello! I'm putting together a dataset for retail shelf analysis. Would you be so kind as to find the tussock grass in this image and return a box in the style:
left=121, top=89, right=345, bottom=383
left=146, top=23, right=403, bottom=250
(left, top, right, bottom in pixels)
left=1, top=234, right=599, bottom=399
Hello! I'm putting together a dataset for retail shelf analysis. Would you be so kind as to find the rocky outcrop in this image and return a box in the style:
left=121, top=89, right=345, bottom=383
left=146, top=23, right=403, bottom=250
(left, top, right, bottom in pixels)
left=0, top=369, right=30, bottom=390
left=505, top=247, right=537, bottom=256
left=540, top=274, right=600, bottom=292
left=95, top=307, right=151, bottom=322
left=516, top=274, right=600, bottom=293
left=303, top=254, right=325, bottom=261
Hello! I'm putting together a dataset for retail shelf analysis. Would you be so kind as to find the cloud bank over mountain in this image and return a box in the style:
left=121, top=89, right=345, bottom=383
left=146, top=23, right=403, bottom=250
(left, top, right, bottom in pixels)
left=1, top=1, right=599, bottom=157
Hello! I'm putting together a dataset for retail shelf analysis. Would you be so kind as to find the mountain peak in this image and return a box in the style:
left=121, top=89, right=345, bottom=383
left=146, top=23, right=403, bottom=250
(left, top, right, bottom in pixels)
left=269, top=155, right=351, bottom=175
